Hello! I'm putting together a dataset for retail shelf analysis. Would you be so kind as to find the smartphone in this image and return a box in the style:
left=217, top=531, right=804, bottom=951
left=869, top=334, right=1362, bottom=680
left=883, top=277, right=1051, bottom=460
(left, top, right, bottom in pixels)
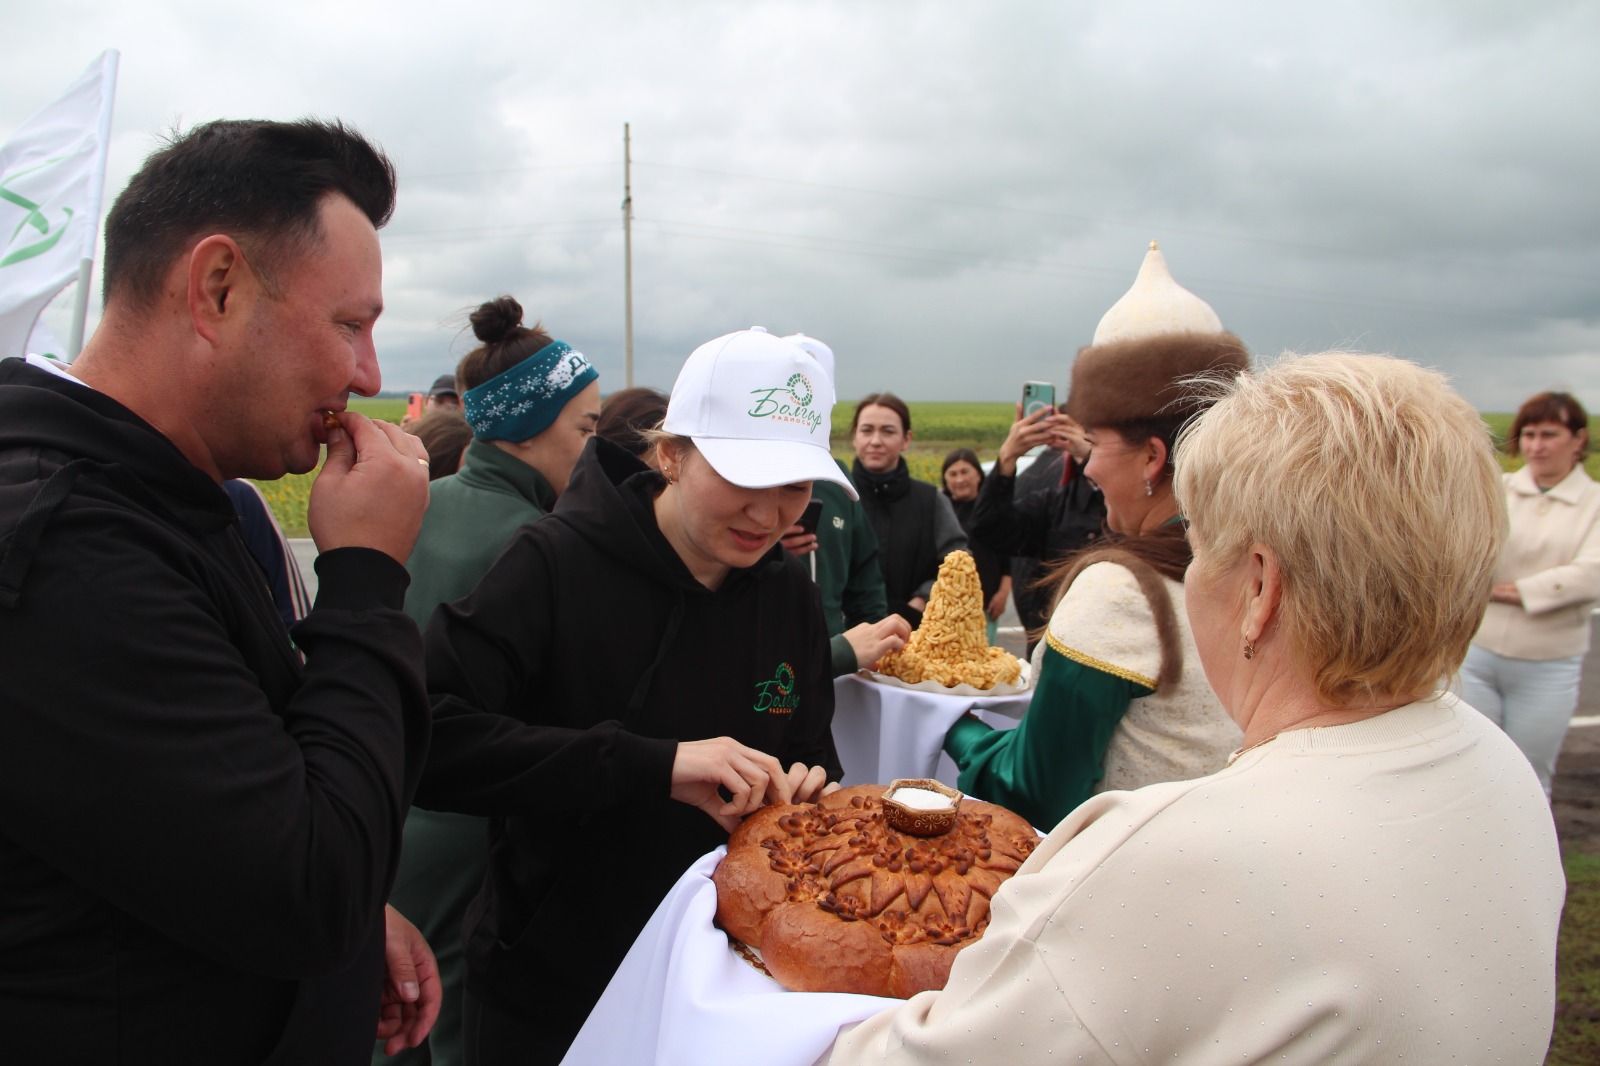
left=405, top=392, right=425, bottom=422
left=797, top=498, right=824, bottom=536
left=1021, top=381, right=1056, bottom=418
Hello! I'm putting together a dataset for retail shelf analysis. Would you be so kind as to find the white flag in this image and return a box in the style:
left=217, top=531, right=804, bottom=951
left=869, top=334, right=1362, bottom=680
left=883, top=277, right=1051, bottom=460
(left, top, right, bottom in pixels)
left=0, top=50, right=118, bottom=359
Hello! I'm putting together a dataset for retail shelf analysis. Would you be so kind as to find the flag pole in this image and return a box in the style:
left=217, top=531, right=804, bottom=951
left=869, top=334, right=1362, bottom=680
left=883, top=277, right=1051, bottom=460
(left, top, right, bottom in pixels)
left=67, top=49, right=119, bottom=359
left=622, top=121, right=634, bottom=388
left=66, top=258, right=92, bottom=358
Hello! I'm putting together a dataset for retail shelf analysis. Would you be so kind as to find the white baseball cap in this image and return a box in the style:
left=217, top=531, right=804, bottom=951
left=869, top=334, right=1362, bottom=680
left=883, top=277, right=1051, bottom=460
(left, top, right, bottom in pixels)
left=783, top=333, right=835, bottom=386
left=662, top=327, right=858, bottom=499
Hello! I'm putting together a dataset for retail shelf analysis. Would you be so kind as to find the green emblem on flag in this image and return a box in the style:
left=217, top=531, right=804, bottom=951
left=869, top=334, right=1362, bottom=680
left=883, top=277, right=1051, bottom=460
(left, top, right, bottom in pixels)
left=0, top=158, right=75, bottom=268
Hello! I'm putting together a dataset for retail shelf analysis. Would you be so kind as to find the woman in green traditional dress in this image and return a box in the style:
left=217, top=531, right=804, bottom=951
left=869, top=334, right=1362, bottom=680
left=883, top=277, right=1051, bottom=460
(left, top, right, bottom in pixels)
left=943, top=243, right=1248, bottom=830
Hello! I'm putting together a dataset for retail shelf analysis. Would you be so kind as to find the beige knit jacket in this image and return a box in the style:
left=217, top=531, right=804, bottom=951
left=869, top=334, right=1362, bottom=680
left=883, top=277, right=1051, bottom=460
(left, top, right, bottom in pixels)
left=1475, top=464, right=1600, bottom=660
left=1047, top=561, right=1240, bottom=794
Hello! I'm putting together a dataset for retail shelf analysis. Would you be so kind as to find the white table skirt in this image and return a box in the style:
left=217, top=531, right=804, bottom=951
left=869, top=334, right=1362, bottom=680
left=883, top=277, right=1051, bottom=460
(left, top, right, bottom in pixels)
left=561, top=847, right=894, bottom=1066
left=829, top=673, right=1030, bottom=788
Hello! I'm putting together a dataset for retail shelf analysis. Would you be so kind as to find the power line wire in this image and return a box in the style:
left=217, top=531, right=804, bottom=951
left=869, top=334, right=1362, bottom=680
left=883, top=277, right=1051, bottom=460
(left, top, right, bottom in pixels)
left=404, top=161, right=616, bottom=180
left=382, top=218, right=616, bottom=245
left=635, top=159, right=1596, bottom=283
left=637, top=217, right=1519, bottom=320
left=634, top=159, right=1353, bottom=258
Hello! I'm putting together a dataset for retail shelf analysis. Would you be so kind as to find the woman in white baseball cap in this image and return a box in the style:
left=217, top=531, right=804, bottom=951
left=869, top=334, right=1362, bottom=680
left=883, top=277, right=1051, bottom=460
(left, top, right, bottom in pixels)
left=653, top=326, right=857, bottom=578
left=414, top=327, right=850, bottom=1065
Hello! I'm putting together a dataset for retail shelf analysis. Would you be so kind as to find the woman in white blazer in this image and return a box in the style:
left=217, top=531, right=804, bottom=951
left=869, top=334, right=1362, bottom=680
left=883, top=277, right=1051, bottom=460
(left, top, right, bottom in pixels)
left=1460, top=391, right=1600, bottom=795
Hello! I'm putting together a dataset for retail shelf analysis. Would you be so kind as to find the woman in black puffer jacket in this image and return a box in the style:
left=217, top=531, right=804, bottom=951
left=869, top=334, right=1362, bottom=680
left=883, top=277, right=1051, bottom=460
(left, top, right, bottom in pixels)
left=848, top=392, right=966, bottom=626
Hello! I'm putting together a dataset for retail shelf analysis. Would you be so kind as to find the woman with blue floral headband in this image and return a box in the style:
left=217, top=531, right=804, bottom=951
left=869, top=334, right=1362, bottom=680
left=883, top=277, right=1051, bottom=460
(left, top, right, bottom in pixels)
left=385, top=294, right=602, bottom=1066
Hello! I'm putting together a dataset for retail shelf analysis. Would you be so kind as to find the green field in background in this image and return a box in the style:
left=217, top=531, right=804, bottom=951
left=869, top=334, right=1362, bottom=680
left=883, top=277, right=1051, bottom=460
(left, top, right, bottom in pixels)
left=251, top=397, right=408, bottom=538
left=1554, top=851, right=1600, bottom=1064
left=351, top=397, right=409, bottom=423
left=255, top=403, right=1597, bottom=538
left=830, top=401, right=1016, bottom=484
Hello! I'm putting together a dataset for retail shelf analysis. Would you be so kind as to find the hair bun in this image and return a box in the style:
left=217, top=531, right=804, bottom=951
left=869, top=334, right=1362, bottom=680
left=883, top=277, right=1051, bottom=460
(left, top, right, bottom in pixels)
left=470, top=295, right=525, bottom=345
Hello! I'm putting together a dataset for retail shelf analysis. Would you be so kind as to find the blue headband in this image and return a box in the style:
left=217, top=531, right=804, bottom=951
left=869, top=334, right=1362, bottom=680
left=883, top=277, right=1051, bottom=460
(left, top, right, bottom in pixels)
left=463, top=340, right=599, bottom=442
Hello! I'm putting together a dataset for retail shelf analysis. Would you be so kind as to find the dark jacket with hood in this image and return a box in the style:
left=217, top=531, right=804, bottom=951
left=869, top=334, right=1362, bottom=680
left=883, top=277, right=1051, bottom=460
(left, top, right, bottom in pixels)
left=415, top=436, right=840, bottom=1061
left=0, top=358, right=429, bottom=1065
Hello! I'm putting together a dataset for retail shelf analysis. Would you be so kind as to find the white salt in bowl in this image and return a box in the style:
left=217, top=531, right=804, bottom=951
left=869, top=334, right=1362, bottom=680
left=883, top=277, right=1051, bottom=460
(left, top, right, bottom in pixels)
left=880, top=778, right=963, bottom=836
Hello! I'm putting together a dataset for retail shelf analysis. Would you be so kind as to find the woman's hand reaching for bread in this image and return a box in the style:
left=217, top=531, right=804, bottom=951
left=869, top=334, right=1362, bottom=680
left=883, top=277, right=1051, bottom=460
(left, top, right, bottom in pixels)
left=778, top=762, right=840, bottom=806
left=670, top=737, right=791, bottom=832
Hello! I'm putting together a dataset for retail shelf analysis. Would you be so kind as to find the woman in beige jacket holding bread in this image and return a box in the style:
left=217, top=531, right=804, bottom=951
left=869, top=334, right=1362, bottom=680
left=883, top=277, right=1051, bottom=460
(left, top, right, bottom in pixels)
left=1460, top=390, right=1600, bottom=795
left=821, top=355, right=1562, bottom=1064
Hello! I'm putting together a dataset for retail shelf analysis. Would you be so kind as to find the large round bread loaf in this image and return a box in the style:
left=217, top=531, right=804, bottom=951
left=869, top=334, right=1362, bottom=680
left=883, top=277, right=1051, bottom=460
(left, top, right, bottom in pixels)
left=712, top=784, right=1037, bottom=998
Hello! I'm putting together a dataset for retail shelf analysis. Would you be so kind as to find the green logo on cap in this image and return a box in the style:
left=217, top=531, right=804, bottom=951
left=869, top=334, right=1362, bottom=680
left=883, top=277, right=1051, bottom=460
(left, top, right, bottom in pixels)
left=748, top=373, right=821, bottom=432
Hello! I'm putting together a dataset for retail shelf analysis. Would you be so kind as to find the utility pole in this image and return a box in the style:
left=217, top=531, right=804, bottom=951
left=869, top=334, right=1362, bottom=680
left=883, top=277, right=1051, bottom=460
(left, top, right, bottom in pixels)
left=622, top=122, right=634, bottom=387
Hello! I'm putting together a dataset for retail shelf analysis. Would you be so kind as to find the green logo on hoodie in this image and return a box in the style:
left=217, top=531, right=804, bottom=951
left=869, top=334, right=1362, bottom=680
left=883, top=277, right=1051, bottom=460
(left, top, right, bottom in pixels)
left=753, top=661, right=799, bottom=715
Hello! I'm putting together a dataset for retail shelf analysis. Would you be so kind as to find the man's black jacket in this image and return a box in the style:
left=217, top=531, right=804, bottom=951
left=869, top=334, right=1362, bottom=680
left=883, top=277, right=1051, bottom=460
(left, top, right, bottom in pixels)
left=0, top=358, right=428, bottom=1064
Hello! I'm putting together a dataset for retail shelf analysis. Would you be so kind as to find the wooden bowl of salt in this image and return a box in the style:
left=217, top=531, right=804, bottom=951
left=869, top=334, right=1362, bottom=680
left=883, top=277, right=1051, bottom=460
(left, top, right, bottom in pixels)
left=881, top=778, right=963, bottom=836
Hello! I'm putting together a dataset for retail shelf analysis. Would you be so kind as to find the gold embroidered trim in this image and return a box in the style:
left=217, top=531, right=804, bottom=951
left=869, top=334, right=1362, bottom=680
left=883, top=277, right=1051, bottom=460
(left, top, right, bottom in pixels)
left=1046, top=631, right=1157, bottom=690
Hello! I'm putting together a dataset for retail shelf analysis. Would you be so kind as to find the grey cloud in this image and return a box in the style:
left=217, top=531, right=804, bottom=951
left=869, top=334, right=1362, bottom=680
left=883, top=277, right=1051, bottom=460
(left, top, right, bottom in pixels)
left=4, top=0, right=1596, bottom=411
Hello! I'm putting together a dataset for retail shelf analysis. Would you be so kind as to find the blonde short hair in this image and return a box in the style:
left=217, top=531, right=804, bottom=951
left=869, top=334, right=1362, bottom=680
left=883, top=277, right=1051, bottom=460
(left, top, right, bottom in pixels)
left=1173, top=352, right=1506, bottom=705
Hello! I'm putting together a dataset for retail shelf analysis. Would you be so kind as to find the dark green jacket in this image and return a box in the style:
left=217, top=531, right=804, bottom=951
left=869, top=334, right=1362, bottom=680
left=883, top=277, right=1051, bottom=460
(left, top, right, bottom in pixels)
left=809, top=474, right=889, bottom=675
left=404, top=439, right=557, bottom=629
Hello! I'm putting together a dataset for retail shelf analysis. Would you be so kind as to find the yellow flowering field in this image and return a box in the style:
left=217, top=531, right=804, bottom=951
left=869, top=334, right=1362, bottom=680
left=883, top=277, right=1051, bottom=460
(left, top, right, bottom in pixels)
left=252, top=397, right=406, bottom=537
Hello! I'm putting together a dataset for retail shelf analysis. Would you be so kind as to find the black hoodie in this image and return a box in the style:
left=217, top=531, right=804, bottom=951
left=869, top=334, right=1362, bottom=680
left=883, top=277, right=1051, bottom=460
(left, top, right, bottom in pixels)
left=417, top=437, right=840, bottom=1061
left=0, top=358, right=429, bottom=1065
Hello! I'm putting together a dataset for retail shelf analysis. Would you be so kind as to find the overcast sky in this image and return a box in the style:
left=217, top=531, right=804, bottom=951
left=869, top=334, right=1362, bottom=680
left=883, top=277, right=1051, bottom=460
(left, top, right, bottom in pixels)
left=4, top=0, right=1596, bottom=410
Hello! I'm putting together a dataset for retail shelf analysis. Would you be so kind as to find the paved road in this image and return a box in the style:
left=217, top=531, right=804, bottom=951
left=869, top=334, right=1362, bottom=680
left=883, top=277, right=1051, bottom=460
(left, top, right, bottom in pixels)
left=290, top=539, right=318, bottom=598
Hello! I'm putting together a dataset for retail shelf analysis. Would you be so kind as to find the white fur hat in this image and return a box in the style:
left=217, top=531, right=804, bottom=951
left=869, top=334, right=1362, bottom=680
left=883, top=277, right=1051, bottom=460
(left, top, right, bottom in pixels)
left=1092, top=241, right=1223, bottom=345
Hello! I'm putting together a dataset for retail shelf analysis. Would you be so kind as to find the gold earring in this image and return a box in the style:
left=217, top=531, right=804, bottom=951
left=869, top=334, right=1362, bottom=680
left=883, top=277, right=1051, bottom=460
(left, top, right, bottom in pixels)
left=1243, top=638, right=1256, bottom=661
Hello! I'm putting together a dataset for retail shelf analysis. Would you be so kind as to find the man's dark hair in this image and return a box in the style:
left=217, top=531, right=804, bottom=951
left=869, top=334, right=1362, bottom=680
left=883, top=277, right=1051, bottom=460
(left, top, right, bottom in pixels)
left=101, top=118, right=397, bottom=308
